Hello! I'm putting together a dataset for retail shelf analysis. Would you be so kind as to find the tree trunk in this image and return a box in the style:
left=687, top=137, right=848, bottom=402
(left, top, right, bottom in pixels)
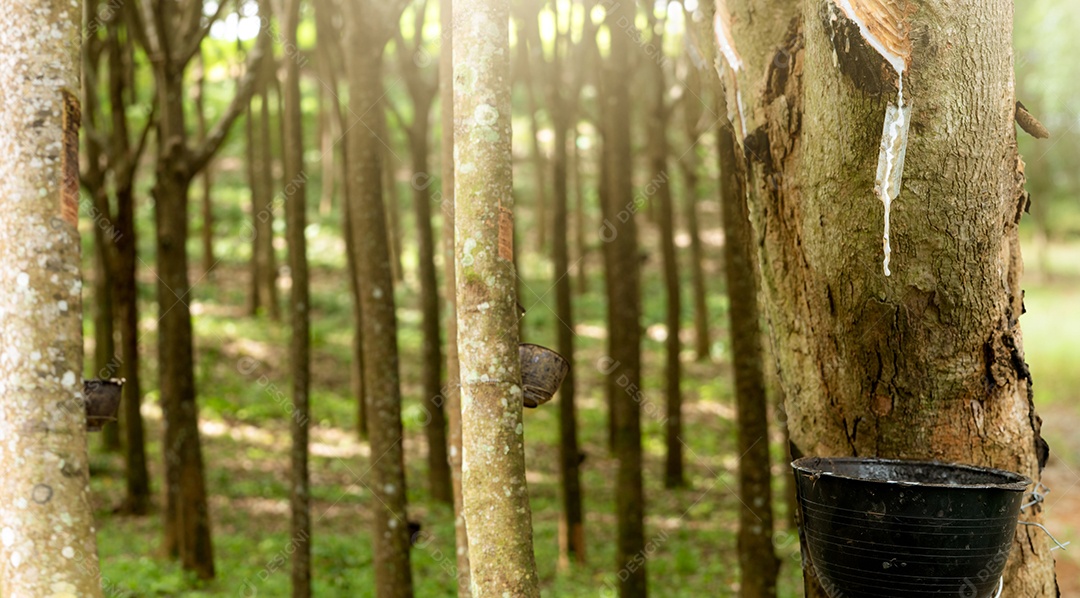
left=0, top=3, right=104, bottom=592
left=195, top=48, right=215, bottom=275
left=313, top=0, right=367, bottom=441
left=454, top=0, right=541, bottom=594
left=153, top=167, right=216, bottom=579
left=382, top=115, right=406, bottom=284
left=714, top=77, right=779, bottom=598
left=133, top=0, right=265, bottom=579
left=716, top=0, right=1059, bottom=594
left=571, top=128, right=589, bottom=297
left=552, top=99, right=585, bottom=567
left=344, top=21, right=414, bottom=595
left=92, top=192, right=122, bottom=451
left=104, top=16, right=151, bottom=513
left=281, top=0, right=312, bottom=594
left=440, top=0, right=472, bottom=591
left=318, top=77, right=337, bottom=216
left=603, top=1, right=647, bottom=594
left=249, top=52, right=279, bottom=321
left=516, top=5, right=549, bottom=252
left=114, top=184, right=152, bottom=515
left=678, top=66, right=711, bottom=361
left=645, top=14, right=684, bottom=490
left=401, top=57, right=453, bottom=503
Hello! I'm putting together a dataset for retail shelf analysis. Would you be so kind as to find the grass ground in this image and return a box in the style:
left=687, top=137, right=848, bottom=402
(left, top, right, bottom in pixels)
left=80, top=169, right=1080, bottom=595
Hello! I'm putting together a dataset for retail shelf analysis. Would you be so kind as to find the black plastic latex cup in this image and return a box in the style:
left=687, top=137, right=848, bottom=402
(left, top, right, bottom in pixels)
left=792, top=456, right=1029, bottom=598
left=519, top=343, right=569, bottom=408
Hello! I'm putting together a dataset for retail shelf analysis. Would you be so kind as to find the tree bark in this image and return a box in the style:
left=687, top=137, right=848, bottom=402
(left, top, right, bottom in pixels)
left=249, top=52, right=280, bottom=321
left=132, top=0, right=266, bottom=578
left=106, top=15, right=152, bottom=515
left=312, top=0, right=367, bottom=441
left=0, top=2, right=104, bottom=593
left=396, top=16, right=453, bottom=504
left=552, top=86, right=586, bottom=569
left=345, top=4, right=415, bottom=594
left=678, top=65, right=711, bottom=362
left=644, top=8, right=684, bottom=490
left=714, top=78, right=779, bottom=598
left=195, top=48, right=216, bottom=275
left=547, top=2, right=587, bottom=568
left=603, top=1, right=647, bottom=595
left=93, top=211, right=122, bottom=451
left=280, top=0, right=312, bottom=594
left=454, top=0, right=541, bottom=594
left=715, top=0, right=1059, bottom=594
left=440, top=0, right=472, bottom=592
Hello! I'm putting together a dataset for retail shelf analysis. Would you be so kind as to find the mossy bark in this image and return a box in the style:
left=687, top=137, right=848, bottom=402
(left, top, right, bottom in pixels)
left=0, top=1, right=104, bottom=594
left=453, top=0, right=541, bottom=595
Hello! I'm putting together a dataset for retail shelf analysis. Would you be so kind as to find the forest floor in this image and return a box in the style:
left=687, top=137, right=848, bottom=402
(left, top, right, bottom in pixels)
left=81, top=185, right=1080, bottom=596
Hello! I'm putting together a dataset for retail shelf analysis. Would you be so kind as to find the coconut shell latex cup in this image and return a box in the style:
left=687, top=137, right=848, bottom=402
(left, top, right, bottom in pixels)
left=519, top=344, right=569, bottom=408
left=84, top=378, right=125, bottom=431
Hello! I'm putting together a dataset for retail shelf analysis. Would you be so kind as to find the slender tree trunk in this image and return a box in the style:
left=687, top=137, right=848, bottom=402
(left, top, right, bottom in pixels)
left=571, top=127, right=589, bottom=297
left=249, top=72, right=279, bottom=320
left=382, top=115, right=405, bottom=284
left=713, top=80, right=779, bottom=598
left=604, top=1, right=647, bottom=594
left=104, top=13, right=150, bottom=513
left=312, top=0, right=367, bottom=440
left=196, top=48, right=215, bottom=274
left=92, top=195, right=122, bottom=451
left=517, top=15, right=549, bottom=253
left=153, top=167, right=215, bottom=579
left=281, top=0, right=311, bottom=594
left=553, top=104, right=585, bottom=566
left=454, top=0, right=541, bottom=594
left=440, top=0, right=471, bottom=591
left=114, top=183, right=152, bottom=514
left=679, top=67, right=711, bottom=361
left=0, top=3, right=104, bottom=592
left=715, top=0, right=1059, bottom=594
left=344, top=20, right=413, bottom=595
left=645, top=15, right=684, bottom=490
left=319, top=83, right=337, bottom=216
left=133, top=0, right=264, bottom=579
left=409, top=117, right=453, bottom=504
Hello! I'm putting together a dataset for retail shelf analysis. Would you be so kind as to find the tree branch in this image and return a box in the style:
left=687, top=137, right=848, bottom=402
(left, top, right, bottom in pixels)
left=187, top=31, right=268, bottom=177
left=177, top=0, right=231, bottom=71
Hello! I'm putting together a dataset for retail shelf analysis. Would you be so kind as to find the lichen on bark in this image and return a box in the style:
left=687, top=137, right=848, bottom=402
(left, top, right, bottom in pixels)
left=0, top=1, right=105, bottom=595
left=453, top=0, right=540, bottom=595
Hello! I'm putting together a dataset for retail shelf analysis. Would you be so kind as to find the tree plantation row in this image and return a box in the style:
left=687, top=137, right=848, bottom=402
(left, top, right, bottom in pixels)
left=0, top=0, right=1067, bottom=596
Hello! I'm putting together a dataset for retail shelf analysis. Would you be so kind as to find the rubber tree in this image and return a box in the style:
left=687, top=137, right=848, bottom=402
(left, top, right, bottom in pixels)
left=546, top=0, right=593, bottom=567
left=600, top=0, right=648, bottom=594
left=390, top=0, right=453, bottom=505
left=439, top=0, right=473, bottom=592
left=453, top=0, right=541, bottom=594
left=344, top=0, right=415, bottom=595
left=711, top=0, right=1059, bottom=594
left=80, top=0, right=155, bottom=513
left=0, top=0, right=104, bottom=594
left=279, top=0, right=312, bottom=594
left=128, top=0, right=264, bottom=578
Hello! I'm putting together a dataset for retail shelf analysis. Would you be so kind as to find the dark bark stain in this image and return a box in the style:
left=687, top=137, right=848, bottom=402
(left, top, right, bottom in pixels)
left=821, top=2, right=894, bottom=97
